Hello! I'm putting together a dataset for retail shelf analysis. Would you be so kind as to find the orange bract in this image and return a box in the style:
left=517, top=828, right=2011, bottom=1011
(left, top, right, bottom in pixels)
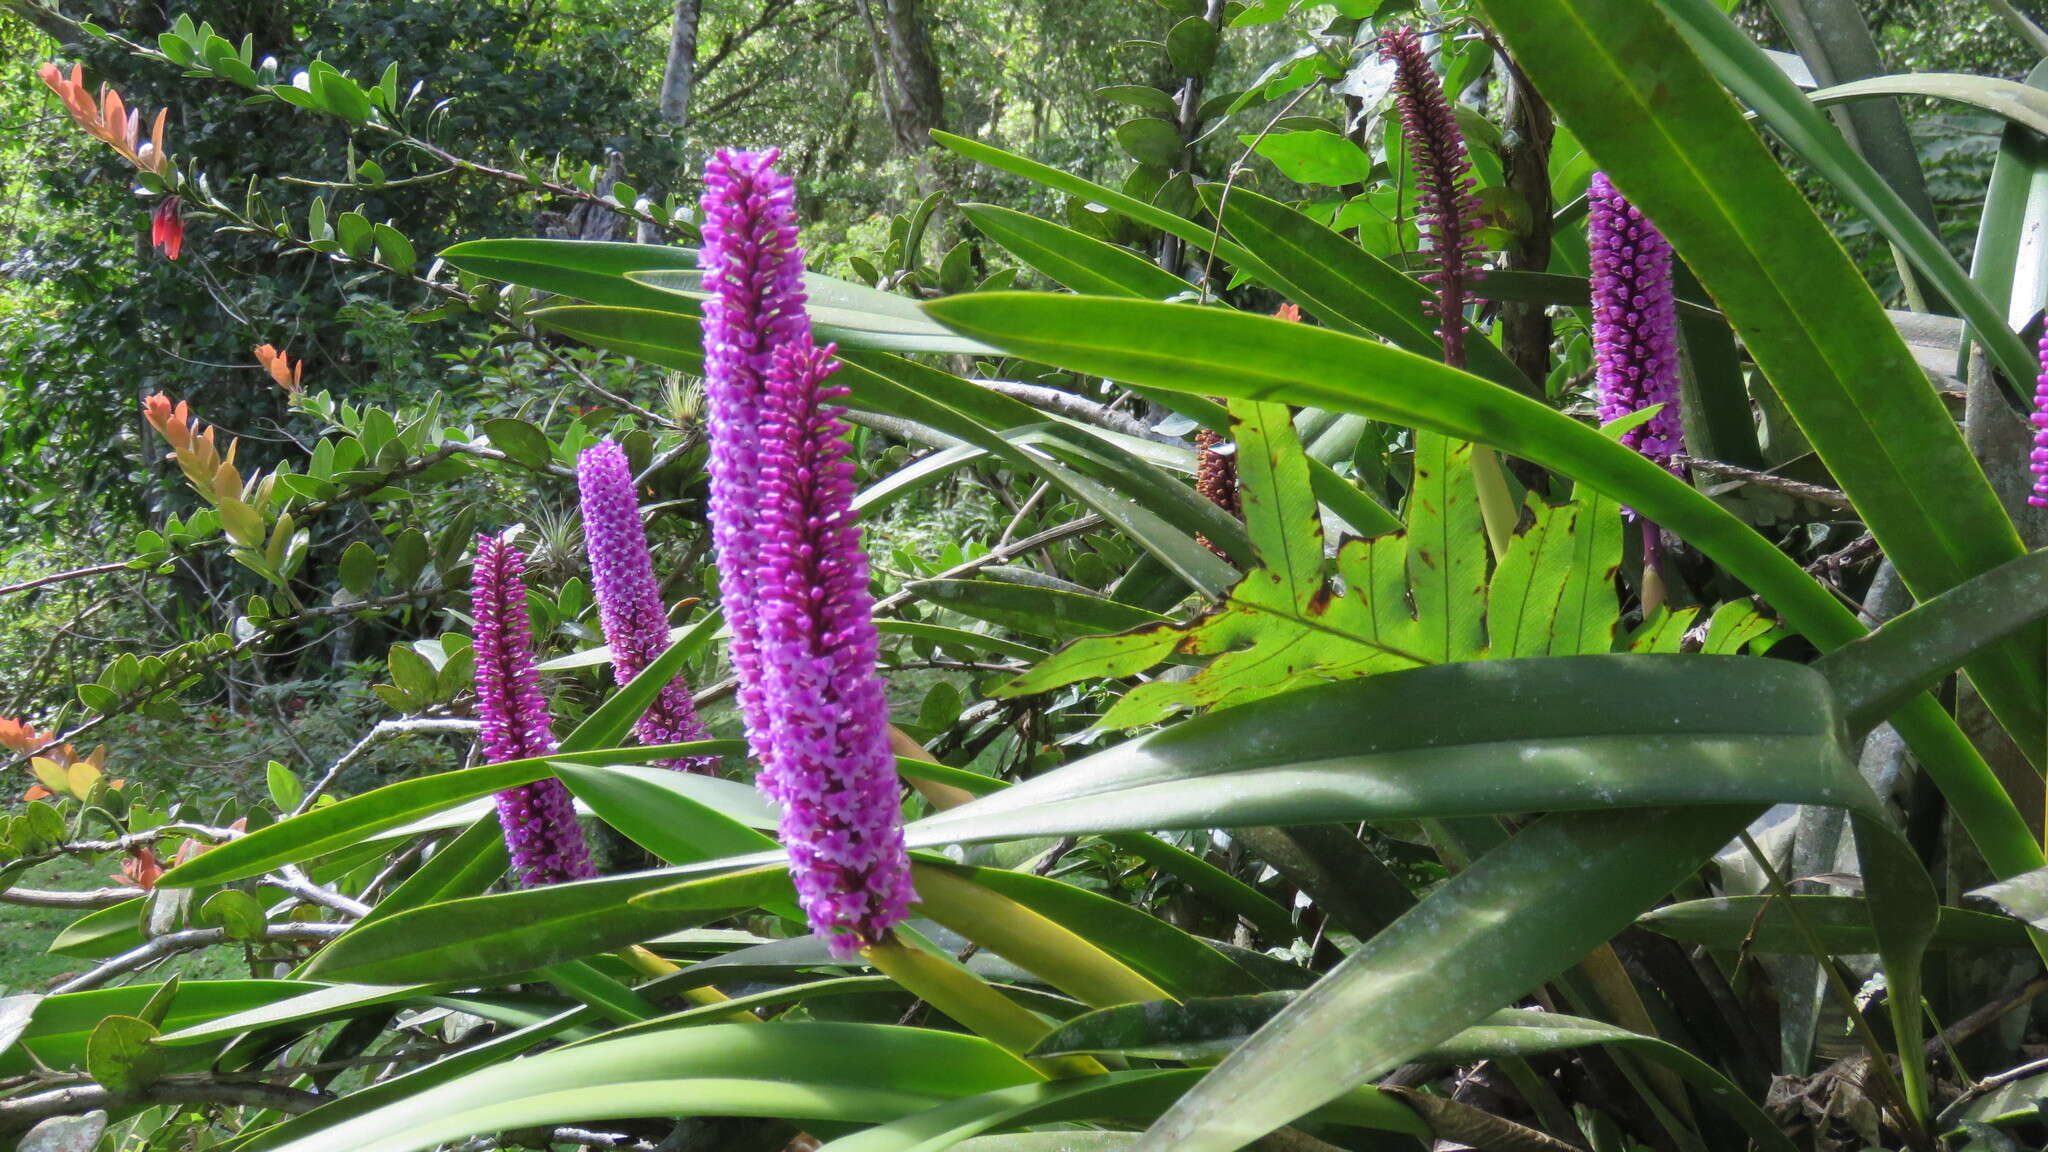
left=37, top=62, right=173, bottom=176
left=254, top=344, right=304, bottom=394
left=0, top=716, right=51, bottom=755
left=142, top=393, right=239, bottom=501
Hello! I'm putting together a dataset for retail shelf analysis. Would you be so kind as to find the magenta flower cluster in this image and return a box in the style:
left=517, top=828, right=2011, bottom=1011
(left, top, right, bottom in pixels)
left=576, top=439, right=716, bottom=772
left=2031, top=336, right=2048, bottom=508
left=1587, top=172, right=1684, bottom=476
left=700, top=148, right=915, bottom=957
left=1380, top=25, right=1485, bottom=369
left=471, top=533, right=596, bottom=887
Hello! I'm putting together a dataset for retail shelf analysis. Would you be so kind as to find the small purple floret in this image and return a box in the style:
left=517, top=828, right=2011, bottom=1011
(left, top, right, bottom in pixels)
left=472, top=533, right=596, bottom=887
left=1588, top=172, right=1685, bottom=478
left=576, top=439, right=716, bottom=772
left=700, top=149, right=915, bottom=957
left=2031, top=336, right=2048, bottom=508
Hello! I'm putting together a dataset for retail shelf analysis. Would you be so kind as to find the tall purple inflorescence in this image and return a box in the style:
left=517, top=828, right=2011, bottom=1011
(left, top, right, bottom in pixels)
left=700, top=149, right=915, bottom=957
left=2031, top=336, right=2048, bottom=508
left=577, top=439, right=716, bottom=772
left=472, top=533, right=596, bottom=887
left=1380, top=25, right=1485, bottom=369
left=1586, top=172, right=1684, bottom=477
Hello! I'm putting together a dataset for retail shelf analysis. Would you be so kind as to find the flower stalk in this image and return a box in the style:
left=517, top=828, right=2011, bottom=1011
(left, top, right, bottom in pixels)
left=1379, top=25, right=1516, bottom=559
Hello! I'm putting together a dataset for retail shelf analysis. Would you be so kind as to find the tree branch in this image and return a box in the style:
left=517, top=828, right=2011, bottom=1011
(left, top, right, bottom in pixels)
left=53, top=923, right=346, bottom=994
left=0, top=1077, right=327, bottom=1135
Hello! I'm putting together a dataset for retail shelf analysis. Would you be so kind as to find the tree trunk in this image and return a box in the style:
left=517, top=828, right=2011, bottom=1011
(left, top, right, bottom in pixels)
left=657, top=0, right=702, bottom=128
left=877, top=0, right=944, bottom=152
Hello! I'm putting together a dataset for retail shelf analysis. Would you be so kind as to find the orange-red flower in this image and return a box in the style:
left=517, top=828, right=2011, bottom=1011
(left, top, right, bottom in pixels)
left=0, top=716, right=51, bottom=756
left=152, top=197, right=184, bottom=260
left=254, top=344, right=303, bottom=394
left=142, top=393, right=239, bottom=501
left=37, top=62, right=173, bottom=176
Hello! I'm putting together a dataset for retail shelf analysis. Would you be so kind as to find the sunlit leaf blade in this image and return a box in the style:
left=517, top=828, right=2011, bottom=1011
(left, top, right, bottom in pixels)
left=959, top=203, right=1190, bottom=298
left=813, top=1069, right=1428, bottom=1152
left=914, top=655, right=1874, bottom=847
left=249, top=1024, right=1041, bottom=1152
left=156, top=743, right=746, bottom=887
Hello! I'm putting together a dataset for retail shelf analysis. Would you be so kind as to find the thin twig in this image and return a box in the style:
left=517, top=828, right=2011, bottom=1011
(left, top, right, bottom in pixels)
left=0, top=886, right=144, bottom=910
left=0, top=1077, right=328, bottom=1134
left=295, top=719, right=480, bottom=815
left=273, top=865, right=371, bottom=919
left=0, top=561, right=133, bottom=599
left=52, top=923, right=347, bottom=994
left=1679, top=456, right=1854, bottom=511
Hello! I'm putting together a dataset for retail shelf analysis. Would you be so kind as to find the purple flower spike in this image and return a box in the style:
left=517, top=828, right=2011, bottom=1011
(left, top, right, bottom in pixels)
left=700, top=150, right=915, bottom=957
left=472, top=533, right=596, bottom=887
left=577, top=439, right=716, bottom=772
left=1380, top=25, right=1485, bottom=369
left=2031, top=336, right=2048, bottom=508
left=699, top=148, right=812, bottom=756
left=1587, top=172, right=1685, bottom=479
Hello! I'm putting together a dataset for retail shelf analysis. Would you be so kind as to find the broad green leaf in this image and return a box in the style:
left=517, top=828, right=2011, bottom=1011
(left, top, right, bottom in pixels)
left=157, top=742, right=746, bottom=887
left=528, top=303, right=1234, bottom=594
left=47, top=897, right=146, bottom=958
left=960, top=203, right=1190, bottom=298
left=553, top=765, right=786, bottom=900
left=915, top=656, right=1877, bottom=848
left=439, top=239, right=701, bottom=312
left=1816, top=547, right=2048, bottom=735
left=304, top=867, right=772, bottom=984
left=911, top=864, right=1171, bottom=1008
left=913, top=578, right=1171, bottom=641
left=249, top=1023, right=1041, bottom=1152
left=353, top=813, right=510, bottom=928
left=85, top=1015, right=163, bottom=1095
left=155, top=982, right=438, bottom=1046
left=1810, top=72, right=2048, bottom=137
left=1141, top=807, right=1757, bottom=1149
left=1006, top=405, right=1606, bottom=726
left=1660, top=0, right=2041, bottom=403
left=1639, top=895, right=2029, bottom=952
left=0, top=981, right=320, bottom=1077
left=1203, top=185, right=1534, bottom=397
left=815, top=1069, right=1427, bottom=1152
left=1595, top=0, right=2047, bottom=753
left=1486, top=491, right=1625, bottom=657
left=1029, top=999, right=1794, bottom=1152
left=920, top=292, right=2041, bottom=881
left=627, top=268, right=998, bottom=356
left=558, top=621, right=723, bottom=752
